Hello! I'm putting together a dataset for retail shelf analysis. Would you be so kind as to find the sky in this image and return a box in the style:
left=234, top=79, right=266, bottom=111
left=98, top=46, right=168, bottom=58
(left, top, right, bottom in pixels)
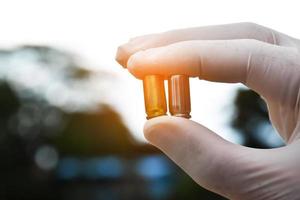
left=0, top=0, right=299, bottom=142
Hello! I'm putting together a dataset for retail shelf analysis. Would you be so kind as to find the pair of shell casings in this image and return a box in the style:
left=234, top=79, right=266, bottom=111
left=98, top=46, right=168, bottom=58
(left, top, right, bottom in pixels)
left=143, top=75, right=191, bottom=119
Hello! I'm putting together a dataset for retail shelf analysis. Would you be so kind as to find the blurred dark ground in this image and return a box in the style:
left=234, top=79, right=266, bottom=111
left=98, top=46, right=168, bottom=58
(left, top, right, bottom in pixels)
left=0, top=46, right=284, bottom=200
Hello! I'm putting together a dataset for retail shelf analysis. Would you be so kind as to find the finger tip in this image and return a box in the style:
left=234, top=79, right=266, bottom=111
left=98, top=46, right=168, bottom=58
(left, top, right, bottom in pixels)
left=144, top=116, right=170, bottom=144
left=143, top=116, right=189, bottom=144
left=115, top=45, right=130, bottom=68
left=127, top=52, right=145, bottom=79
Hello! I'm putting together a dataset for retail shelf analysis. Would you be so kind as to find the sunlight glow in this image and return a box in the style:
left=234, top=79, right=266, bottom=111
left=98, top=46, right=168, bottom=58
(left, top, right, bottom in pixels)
left=1, top=0, right=299, bottom=143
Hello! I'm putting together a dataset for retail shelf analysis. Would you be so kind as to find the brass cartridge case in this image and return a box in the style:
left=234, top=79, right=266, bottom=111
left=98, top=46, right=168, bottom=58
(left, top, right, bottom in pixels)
left=168, top=75, right=191, bottom=118
left=143, top=75, right=167, bottom=119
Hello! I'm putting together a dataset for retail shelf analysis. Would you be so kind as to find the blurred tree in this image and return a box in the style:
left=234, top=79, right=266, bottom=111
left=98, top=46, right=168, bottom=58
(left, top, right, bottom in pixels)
left=0, top=45, right=226, bottom=200
left=232, top=88, right=283, bottom=148
left=53, top=105, right=136, bottom=156
left=0, top=46, right=145, bottom=200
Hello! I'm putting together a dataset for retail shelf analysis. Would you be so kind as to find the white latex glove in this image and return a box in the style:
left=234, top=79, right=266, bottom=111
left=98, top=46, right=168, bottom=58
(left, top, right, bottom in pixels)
left=115, top=22, right=300, bottom=199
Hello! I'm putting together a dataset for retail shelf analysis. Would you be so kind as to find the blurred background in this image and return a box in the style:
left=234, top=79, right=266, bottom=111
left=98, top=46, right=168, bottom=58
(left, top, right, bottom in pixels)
left=0, top=0, right=298, bottom=199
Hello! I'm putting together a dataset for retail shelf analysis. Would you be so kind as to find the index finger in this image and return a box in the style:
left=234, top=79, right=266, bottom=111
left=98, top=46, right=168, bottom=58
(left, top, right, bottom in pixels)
left=116, top=22, right=292, bottom=67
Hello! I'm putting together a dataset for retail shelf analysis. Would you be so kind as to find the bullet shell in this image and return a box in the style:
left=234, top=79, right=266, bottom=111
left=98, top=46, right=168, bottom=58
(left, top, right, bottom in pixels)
left=168, top=75, right=191, bottom=118
left=143, top=75, right=167, bottom=119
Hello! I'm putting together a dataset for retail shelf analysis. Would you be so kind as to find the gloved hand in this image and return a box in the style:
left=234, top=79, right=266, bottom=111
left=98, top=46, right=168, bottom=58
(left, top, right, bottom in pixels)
left=115, top=22, right=300, bottom=199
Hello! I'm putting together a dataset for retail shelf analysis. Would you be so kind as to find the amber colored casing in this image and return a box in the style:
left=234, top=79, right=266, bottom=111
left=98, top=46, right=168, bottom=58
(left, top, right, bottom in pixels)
left=143, top=75, right=167, bottom=119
